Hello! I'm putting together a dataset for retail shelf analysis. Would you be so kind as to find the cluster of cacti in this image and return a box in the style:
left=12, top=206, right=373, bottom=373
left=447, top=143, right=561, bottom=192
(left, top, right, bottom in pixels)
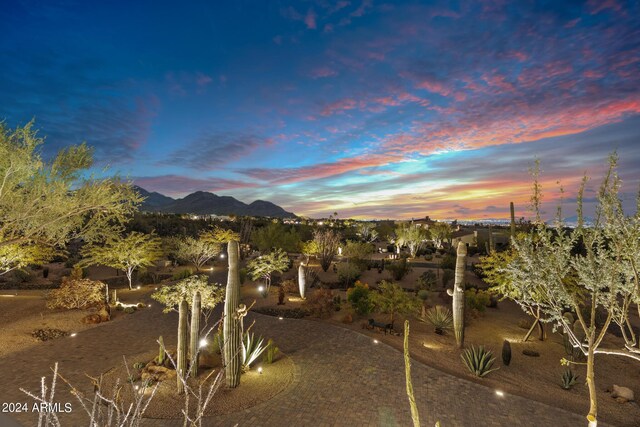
left=502, top=340, right=511, bottom=366
left=176, top=299, right=188, bottom=394
left=298, top=263, right=306, bottom=299
left=157, top=335, right=166, bottom=364
left=447, top=241, right=466, bottom=348
left=190, top=291, right=201, bottom=377
left=224, top=240, right=242, bottom=388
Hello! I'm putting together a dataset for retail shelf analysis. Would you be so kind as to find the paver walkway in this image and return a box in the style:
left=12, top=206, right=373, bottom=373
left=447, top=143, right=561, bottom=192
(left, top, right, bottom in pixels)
left=0, top=292, right=600, bottom=427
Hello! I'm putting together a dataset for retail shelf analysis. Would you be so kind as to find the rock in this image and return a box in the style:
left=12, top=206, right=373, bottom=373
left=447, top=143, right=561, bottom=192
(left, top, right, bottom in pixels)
left=97, top=303, right=111, bottom=322
left=198, top=350, right=217, bottom=369
left=342, top=313, right=353, bottom=324
left=610, top=385, right=634, bottom=403
left=141, top=365, right=175, bottom=382
left=81, top=314, right=102, bottom=324
left=522, top=349, right=540, bottom=357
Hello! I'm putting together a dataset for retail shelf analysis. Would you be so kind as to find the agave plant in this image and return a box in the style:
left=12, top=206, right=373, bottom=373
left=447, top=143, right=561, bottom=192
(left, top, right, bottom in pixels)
left=561, top=369, right=579, bottom=390
left=461, top=345, right=499, bottom=377
left=241, top=332, right=267, bottom=372
left=423, top=305, right=453, bottom=335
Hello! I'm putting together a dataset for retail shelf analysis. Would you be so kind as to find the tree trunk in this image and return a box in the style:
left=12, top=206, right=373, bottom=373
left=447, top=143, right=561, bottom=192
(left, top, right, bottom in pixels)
left=586, top=338, right=598, bottom=426
left=126, top=269, right=133, bottom=290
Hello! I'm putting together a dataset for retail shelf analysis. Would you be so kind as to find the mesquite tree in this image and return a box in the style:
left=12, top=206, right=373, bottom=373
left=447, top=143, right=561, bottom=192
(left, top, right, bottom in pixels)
left=504, top=155, right=640, bottom=427
left=171, top=234, right=221, bottom=271
left=313, top=229, right=341, bottom=272
left=394, top=222, right=428, bottom=258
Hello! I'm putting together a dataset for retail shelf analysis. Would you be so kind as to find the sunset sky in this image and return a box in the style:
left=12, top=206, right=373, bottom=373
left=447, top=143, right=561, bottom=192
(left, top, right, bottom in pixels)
left=2, top=0, right=639, bottom=219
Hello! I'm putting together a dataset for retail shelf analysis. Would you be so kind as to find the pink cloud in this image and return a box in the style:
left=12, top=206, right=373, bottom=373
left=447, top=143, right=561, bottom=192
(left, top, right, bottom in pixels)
left=320, top=98, right=359, bottom=116
left=310, top=66, right=338, bottom=79
left=305, top=9, right=317, bottom=29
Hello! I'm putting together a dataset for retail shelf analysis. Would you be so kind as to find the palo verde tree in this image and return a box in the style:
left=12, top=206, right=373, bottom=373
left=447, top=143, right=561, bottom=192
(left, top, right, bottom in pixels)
left=371, top=280, right=420, bottom=329
left=429, top=222, right=452, bottom=249
left=172, top=232, right=222, bottom=271
left=247, top=248, right=289, bottom=293
left=504, top=155, right=640, bottom=427
left=394, top=222, right=428, bottom=258
left=82, top=231, right=162, bottom=289
left=0, top=121, right=140, bottom=274
left=313, top=228, right=341, bottom=272
left=356, top=222, right=378, bottom=243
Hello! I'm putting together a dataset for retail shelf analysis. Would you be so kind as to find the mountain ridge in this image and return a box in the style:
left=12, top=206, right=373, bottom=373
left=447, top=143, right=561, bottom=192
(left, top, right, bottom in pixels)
left=134, top=186, right=296, bottom=218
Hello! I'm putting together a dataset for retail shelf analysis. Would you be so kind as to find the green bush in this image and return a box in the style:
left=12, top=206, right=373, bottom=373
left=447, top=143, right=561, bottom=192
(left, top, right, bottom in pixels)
left=441, top=269, right=454, bottom=287
left=337, top=262, right=361, bottom=287
left=386, top=258, right=412, bottom=281
left=239, top=267, right=248, bottom=285
left=172, top=269, right=193, bottom=280
left=346, top=281, right=373, bottom=316
left=461, top=346, right=499, bottom=377
left=440, top=254, right=456, bottom=270
left=561, top=369, right=579, bottom=390
left=465, top=289, right=491, bottom=313
left=416, top=270, right=437, bottom=291
left=263, top=339, right=279, bottom=364
left=124, top=306, right=136, bottom=314
left=12, top=269, right=32, bottom=283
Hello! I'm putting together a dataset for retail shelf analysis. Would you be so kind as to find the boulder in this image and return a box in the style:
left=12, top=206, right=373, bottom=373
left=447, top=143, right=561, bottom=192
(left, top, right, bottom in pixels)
left=81, top=314, right=102, bottom=324
left=610, top=385, right=634, bottom=403
left=198, top=350, right=217, bottom=369
left=97, top=303, right=111, bottom=322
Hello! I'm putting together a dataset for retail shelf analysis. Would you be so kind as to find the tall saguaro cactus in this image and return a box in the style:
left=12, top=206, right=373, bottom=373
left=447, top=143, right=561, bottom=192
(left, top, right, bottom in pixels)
left=298, top=262, right=306, bottom=299
left=224, top=240, right=242, bottom=388
left=190, top=291, right=201, bottom=377
left=447, top=241, right=467, bottom=349
left=177, top=299, right=188, bottom=394
left=510, top=202, right=516, bottom=240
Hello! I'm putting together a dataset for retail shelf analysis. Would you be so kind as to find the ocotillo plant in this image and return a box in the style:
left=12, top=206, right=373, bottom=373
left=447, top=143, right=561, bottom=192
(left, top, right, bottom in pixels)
left=190, top=291, right=201, bottom=377
left=298, top=263, right=306, bottom=299
left=447, top=241, right=467, bottom=348
left=177, top=299, right=188, bottom=394
left=224, top=240, right=242, bottom=388
left=510, top=201, right=516, bottom=240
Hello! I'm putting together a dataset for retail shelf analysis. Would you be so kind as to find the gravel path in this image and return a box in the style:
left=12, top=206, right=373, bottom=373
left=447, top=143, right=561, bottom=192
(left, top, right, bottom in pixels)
left=0, top=290, right=602, bottom=427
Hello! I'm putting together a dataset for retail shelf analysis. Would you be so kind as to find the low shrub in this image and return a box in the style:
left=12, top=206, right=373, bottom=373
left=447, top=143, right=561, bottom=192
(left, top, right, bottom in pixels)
left=346, top=281, right=373, bottom=316
left=336, top=262, right=361, bottom=287
left=304, top=288, right=335, bottom=318
left=172, top=269, right=193, bottom=280
left=386, top=258, right=412, bottom=281
left=263, top=339, right=279, bottom=364
left=46, top=277, right=106, bottom=310
left=441, top=269, right=454, bottom=288
left=465, top=289, right=491, bottom=313
left=253, top=307, right=309, bottom=318
left=561, top=369, right=579, bottom=390
left=416, top=270, right=437, bottom=291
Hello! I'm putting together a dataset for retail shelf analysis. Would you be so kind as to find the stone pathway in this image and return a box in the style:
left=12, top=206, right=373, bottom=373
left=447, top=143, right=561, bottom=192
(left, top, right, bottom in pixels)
left=0, top=292, right=602, bottom=427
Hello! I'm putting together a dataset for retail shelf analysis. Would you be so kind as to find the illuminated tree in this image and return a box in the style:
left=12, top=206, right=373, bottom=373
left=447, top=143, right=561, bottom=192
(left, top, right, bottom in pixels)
left=313, top=229, right=341, bottom=272
left=429, top=222, right=452, bottom=249
left=247, top=248, right=289, bottom=292
left=371, top=281, right=420, bottom=328
left=394, top=222, right=428, bottom=257
left=172, top=233, right=221, bottom=271
left=504, top=156, right=640, bottom=426
left=82, top=232, right=162, bottom=289
left=0, top=122, right=140, bottom=274
left=356, top=222, right=378, bottom=242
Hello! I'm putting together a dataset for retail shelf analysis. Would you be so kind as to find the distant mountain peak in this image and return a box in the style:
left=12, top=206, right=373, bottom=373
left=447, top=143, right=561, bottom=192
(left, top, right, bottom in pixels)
left=134, top=186, right=296, bottom=218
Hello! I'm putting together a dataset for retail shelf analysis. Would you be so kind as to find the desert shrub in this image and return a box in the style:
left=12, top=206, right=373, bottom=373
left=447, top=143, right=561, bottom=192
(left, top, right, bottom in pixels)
left=423, top=305, right=453, bottom=334
left=465, top=289, right=491, bottom=313
left=138, top=271, right=157, bottom=285
left=441, top=269, right=454, bottom=287
left=263, top=339, right=279, bottom=364
left=239, top=267, right=248, bottom=284
left=43, top=267, right=50, bottom=278
left=416, top=270, right=437, bottom=291
left=304, top=288, right=335, bottom=318
left=12, top=269, right=32, bottom=283
left=124, top=306, right=136, bottom=314
left=386, top=258, right=412, bottom=281
left=347, top=281, right=373, bottom=316
left=440, top=254, right=456, bottom=270
left=152, top=275, right=224, bottom=313
left=253, top=307, right=309, bottom=318
left=31, top=328, right=69, bottom=341
left=461, top=346, right=499, bottom=377
left=281, top=279, right=298, bottom=294
left=46, top=277, right=106, bottom=309
left=337, top=262, right=361, bottom=287
left=172, top=269, right=193, bottom=280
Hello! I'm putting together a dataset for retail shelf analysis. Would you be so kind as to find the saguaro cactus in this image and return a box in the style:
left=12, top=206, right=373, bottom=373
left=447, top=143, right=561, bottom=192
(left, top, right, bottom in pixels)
left=298, top=263, right=306, bottom=299
left=190, top=291, right=201, bottom=377
left=447, top=241, right=467, bottom=349
left=510, top=201, right=516, bottom=240
left=157, top=335, right=166, bottom=365
left=224, top=240, right=242, bottom=388
left=177, top=299, right=188, bottom=394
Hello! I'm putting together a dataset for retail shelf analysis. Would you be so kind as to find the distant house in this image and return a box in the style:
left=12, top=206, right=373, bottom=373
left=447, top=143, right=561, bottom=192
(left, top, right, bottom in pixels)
left=413, top=216, right=437, bottom=229
left=451, top=229, right=476, bottom=247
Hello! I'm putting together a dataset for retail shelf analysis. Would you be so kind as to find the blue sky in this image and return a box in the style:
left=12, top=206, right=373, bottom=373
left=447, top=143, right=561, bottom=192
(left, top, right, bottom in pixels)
left=2, top=0, right=639, bottom=219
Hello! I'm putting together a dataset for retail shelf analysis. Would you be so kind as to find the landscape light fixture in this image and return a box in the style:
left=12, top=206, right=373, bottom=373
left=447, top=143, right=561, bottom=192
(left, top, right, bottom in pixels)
left=70, top=333, right=77, bottom=337
left=258, top=367, right=263, bottom=374
left=199, top=338, right=208, bottom=348
left=495, top=390, right=504, bottom=397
